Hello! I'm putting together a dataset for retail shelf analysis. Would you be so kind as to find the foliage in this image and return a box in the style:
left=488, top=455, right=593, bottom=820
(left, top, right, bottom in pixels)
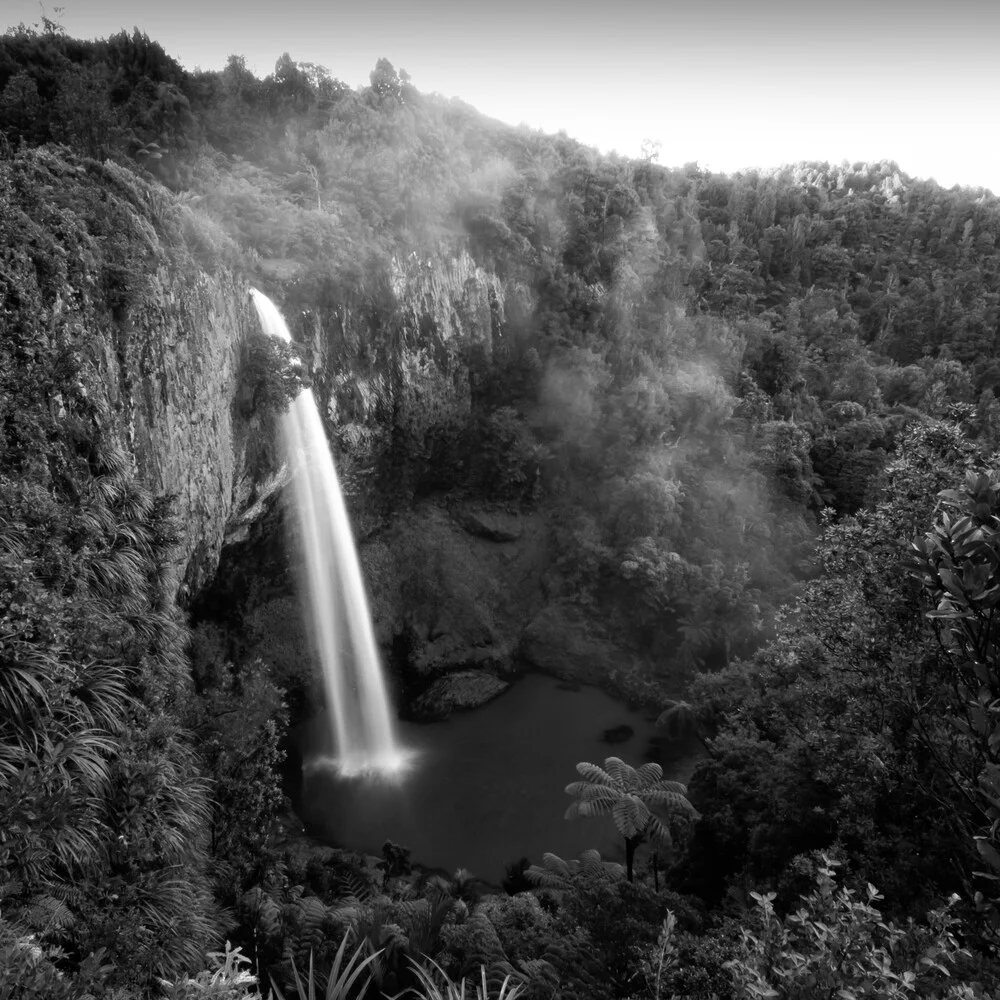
left=558, top=876, right=699, bottom=999
left=682, top=422, right=997, bottom=915
left=565, top=757, right=698, bottom=881
left=159, top=941, right=260, bottom=999
left=524, top=849, right=624, bottom=890
left=722, top=854, right=987, bottom=999
left=907, top=468, right=1000, bottom=938
left=0, top=143, right=271, bottom=993
left=406, top=956, right=526, bottom=1000
left=241, top=330, right=311, bottom=416
left=184, top=652, right=288, bottom=904
left=268, top=933, right=382, bottom=1000
left=5, top=20, right=1000, bottom=997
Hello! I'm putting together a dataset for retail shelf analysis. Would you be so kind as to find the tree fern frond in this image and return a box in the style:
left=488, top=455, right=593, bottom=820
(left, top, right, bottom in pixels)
left=633, top=761, right=665, bottom=786
left=564, top=799, right=611, bottom=820
left=573, top=761, right=613, bottom=786
left=524, top=853, right=573, bottom=889
left=565, top=754, right=696, bottom=880
left=574, top=850, right=625, bottom=882
left=515, top=959, right=558, bottom=997
left=655, top=699, right=700, bottom=740
left=541, top=853, right=572, bottom=878
left=563, top=782, right=618, bottom=806
left=640, top=787, right=696, bottom=813
left=612, top=795, right=650, bottom=838
left=644, top=814, right=674, bottom=848
left=603, top=757, right=636, bottom=788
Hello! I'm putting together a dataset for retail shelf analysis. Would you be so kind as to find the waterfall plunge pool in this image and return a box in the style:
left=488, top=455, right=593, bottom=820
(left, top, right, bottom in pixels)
left=294, top=673, right=697, bottom=883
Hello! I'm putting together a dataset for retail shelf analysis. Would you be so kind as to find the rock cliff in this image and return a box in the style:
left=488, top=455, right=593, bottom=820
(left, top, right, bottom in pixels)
left=1, top=148, right=273, bottom=599
left=5, top=147, right=652, bottom=714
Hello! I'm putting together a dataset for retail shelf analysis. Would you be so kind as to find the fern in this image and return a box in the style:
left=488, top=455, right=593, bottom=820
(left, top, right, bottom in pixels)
left=564, top=757, right=698, bottom=881
left=336, top=870, right=376, bottom=904
left=524, top=850, right=624, bottom=890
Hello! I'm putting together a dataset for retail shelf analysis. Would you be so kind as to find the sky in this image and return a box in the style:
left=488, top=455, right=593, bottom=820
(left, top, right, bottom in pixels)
left=4, top=0, right=999, bottom=192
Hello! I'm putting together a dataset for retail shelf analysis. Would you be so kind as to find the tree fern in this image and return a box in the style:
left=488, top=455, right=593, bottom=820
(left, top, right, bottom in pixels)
left=564, top=757, right=698, bottom=881
left=524, top=849, right=624, bottom=890
left=655, top=698, right=713, bottom=751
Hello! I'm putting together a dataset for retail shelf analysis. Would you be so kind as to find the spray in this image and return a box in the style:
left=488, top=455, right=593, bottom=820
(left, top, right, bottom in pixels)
left=250, top=288, right=410, bottom=778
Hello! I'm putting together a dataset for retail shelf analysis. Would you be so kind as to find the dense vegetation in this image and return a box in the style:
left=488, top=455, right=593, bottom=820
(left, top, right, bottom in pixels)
left=4, top=13, right=1000, bottom=999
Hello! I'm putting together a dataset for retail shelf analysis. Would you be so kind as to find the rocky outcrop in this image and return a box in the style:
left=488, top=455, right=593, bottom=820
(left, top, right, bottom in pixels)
left=455, top=505, right=523, bottom=542
left=361, top=501, right=549, bottom=678
left=520, top=602, right=625, bottom=685
left=127, top=275, right=263, bottom=598
left=84, top=264, right=271, bottom=600
left=7, top=151, right=277, bottom=601
left=391, top=250, right=505, bottom=356
left=407, top=671, right=510, bottom=721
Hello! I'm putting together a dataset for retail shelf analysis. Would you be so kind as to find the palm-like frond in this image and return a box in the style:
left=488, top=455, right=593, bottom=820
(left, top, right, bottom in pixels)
left=573, top=760, right=614, bottom=786
left=575, top=849, right=625, bottom=882
left=612, top=795, right=651, bottom=838
left=524, top=850, right=624, bottom=889
left=655, top=699, right=701, bottom=741
left=563, top=781, right=618, bottom=806
left=603, top=757, right=635, bottom=787
left=640, top=787, right=698, bottom=814
left=523, top=853, right=574, bottom=889
left=565, top=755, right=698, bottom=877
left=633, top=761, right=665, bottom=786
left=644, top=814, right=675, bottom=849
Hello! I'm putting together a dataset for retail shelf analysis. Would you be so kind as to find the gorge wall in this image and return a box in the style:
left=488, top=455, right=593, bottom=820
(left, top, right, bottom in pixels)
left=233, top=249, right=663, bottom=716
left=1, top=148, right=276, bottom=600
left=3, top=146, right=663, bottom=720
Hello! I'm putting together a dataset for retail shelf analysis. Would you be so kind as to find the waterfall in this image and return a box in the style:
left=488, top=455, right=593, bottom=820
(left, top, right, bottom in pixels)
left=250, top=289, right=409, bottom=778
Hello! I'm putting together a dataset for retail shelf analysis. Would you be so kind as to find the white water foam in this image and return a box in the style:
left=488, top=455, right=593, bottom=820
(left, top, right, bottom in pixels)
left=250, top=288, right=409, bottom=779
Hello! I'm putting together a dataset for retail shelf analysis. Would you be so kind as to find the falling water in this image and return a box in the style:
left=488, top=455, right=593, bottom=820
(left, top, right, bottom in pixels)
left=250, top=289, right=409, bottom=779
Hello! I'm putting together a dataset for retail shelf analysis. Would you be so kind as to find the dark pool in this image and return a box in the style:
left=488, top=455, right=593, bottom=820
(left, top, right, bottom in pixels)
left=295, top=673, right=695, bottom=882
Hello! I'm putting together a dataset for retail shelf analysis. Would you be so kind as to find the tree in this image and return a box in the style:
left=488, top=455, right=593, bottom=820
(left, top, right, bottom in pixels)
left=368, top=57, right=403, bottom=106
left=681, top=422, right=992, bottom=913
left=564, top=757, right=697, bottom=881
left=908, top=469, right=1000, bottom=933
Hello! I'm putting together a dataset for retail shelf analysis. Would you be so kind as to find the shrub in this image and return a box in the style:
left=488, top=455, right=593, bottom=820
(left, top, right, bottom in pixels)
left=722, top=854, right=989, bottom=999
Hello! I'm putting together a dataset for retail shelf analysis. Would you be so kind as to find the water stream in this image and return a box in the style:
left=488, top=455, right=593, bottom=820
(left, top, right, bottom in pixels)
left=250, top=289, right=409, bottom=778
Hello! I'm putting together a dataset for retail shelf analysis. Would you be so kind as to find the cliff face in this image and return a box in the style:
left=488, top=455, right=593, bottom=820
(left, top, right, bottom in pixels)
left=92, top=268, right=259, bottom=598
left=1, top=148, right=269, bottom=600
left=237, top=250, right=658, bottom=713
left=2, top=147, right=647, bottom=715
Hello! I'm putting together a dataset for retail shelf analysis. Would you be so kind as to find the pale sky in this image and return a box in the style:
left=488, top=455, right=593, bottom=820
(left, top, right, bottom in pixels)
left=4, top=0, right=999, bottom=192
